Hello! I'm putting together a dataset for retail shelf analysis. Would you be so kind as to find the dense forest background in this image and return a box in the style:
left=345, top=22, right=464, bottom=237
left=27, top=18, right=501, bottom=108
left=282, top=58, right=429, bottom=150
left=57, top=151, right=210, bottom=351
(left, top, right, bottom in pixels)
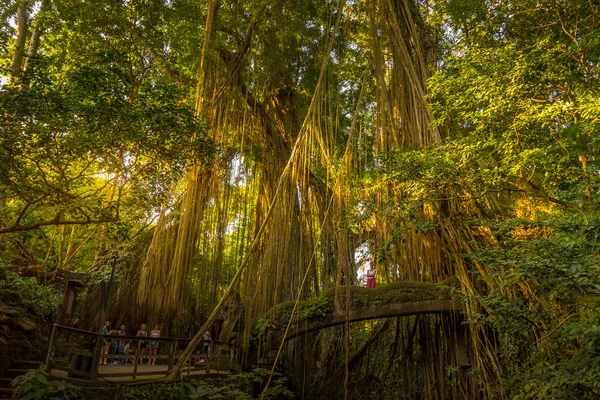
left=1, top=0, right=599, bottom=398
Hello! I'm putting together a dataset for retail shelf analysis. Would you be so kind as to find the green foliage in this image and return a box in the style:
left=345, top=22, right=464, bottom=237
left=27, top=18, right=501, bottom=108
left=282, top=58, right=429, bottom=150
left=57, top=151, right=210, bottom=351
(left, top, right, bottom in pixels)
left=0, top=263, right=60, bottom=319
left=298, top=297, right=329, bottom=321
left=9, top=369, right=293, bottom=400
left=253, top=317, right=277, bottom=343
left=428, top=0, right=600, bottom=207
left=228, top=368, right=294, bottom=400
left=0, top=53, right=213, bottom=234
left=464, top=218, right=600, bottom=395
left=366, top=1, right=600, bottom=397
left=120, top=381, right=187, bottom=400
left=87, top=238, right=146, bottom=287
left=471, top=222, right=600, bottom=301
left=11, top=371, right=84, bottom=400
left=184, top=381, right=252, bottom=400
left=507, top=317, right=600, bottom=400
left=121, top=369, right=293, bottom=400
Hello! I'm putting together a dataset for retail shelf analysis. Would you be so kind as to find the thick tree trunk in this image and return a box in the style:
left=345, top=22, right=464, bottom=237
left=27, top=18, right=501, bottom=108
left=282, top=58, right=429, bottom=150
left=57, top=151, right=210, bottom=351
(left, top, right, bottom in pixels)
left=24, top=0, right=50, bottom=72
left=9, top=0, right=28, bottom=82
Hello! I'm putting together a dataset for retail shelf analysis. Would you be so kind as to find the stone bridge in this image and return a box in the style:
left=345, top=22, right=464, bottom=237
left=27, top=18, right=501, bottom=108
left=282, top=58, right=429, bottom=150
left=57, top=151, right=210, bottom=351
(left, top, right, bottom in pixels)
left=252, top=277, right=461, bottom=345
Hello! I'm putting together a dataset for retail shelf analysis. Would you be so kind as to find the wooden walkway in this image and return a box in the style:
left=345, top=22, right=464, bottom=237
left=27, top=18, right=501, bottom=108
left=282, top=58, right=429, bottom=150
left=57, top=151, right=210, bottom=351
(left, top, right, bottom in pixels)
left=44, top=325, right=235, bottom=383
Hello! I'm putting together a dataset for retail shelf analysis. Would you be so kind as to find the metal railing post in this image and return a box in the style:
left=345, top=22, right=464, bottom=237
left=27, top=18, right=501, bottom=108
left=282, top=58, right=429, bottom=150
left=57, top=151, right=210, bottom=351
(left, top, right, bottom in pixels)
left=44, top=324, right=58, bottom=373
left=132, top=338, right=141, bottom=379
left=167, top=338, right=177, bottom=374
left=205, top=342, right=211, bottom=373
left=90, top=333, right=103, bottom=379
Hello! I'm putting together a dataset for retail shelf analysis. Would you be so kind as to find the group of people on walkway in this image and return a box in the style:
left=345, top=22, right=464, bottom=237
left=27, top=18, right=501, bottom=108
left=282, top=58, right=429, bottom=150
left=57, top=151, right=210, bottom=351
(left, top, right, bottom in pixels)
left=99, top=321, right=161, bottom=366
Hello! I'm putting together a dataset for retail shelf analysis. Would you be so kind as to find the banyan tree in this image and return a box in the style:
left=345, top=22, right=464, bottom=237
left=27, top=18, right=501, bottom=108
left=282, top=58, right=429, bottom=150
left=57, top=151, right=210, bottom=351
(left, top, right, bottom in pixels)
left=129, top=0, right=503, bottom=397
left=6, top=0, right=593, bottom=398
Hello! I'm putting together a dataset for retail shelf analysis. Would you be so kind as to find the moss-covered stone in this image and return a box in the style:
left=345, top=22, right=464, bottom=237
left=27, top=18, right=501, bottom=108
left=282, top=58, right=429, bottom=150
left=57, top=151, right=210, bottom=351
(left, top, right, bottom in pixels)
left=579, top=295, right=600, bottom=308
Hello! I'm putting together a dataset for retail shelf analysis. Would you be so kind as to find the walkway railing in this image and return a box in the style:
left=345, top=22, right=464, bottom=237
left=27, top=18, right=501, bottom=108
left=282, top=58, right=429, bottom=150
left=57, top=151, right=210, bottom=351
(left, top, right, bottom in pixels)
left=44, top=324, right=235, bottom=380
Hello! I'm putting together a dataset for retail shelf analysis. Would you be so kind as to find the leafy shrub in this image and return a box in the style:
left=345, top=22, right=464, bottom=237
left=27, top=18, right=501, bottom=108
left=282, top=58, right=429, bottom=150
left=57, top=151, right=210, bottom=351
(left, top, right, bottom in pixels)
left=466, top=218, right=600, bottom=397
left=226, top=368, right=294, bottom=399
left=11, top=370, right=84, bottom=400
left=0, top=264, right=61, bottom=319
left=299, top=297, right=329, bottom=321
left=253, top=318, right=277, bottom=340
left=121, top=368, right=293, bottom=400
left=121, top=381, right=187, bottom=400
left=509, top=321, right=600, bottom=400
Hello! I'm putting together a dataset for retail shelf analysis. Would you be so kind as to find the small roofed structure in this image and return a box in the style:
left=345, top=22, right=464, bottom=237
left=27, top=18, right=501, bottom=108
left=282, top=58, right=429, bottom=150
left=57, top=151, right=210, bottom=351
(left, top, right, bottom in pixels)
left=55, top=270, right=88, bottom=327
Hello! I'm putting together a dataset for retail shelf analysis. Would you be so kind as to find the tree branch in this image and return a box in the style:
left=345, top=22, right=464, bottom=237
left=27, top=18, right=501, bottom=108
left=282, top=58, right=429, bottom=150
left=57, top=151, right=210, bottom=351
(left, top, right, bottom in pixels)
left=0, top=214, right=118, bottom=235
left=145, top=45, right=188, bottom=84
left=513, top=177, right=581, bottom=211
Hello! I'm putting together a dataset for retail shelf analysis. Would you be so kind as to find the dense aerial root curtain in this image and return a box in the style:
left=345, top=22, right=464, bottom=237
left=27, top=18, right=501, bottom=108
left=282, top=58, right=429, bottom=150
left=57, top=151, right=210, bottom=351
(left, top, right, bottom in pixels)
left=368, top=0, right=440, bottom=150
left=137, top=0, right=220, bottom=328
left=137, top=170, right=211, bottom=325
left=365, top=0, right=506, bottom=396
left=135, top=0, right=505, bottom=396
left=240, top=2, right=349, bottom=350
left=166, top=0, right=348, bottom=380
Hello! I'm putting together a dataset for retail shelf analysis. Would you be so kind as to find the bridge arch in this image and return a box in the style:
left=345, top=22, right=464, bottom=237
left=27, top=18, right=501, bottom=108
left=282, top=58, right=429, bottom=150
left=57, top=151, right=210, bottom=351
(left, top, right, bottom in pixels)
left=251, top=278, right=461, bottom=345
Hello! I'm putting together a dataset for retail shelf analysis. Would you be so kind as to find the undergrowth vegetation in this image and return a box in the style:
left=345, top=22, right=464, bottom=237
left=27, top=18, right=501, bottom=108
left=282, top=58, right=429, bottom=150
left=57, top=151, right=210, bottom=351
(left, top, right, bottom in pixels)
left=10, top=369, right=293, bottom=400
left=0, top=263, right=60, bottom=374
left=467, top=218, right=600, bottom=399
left=11, top=371, right=84, bottom=400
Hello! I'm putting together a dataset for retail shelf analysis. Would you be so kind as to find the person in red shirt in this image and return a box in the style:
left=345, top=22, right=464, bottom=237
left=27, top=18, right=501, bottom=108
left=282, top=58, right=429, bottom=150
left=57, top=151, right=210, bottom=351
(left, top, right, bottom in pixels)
left=366, top=261, right=377, bottom=288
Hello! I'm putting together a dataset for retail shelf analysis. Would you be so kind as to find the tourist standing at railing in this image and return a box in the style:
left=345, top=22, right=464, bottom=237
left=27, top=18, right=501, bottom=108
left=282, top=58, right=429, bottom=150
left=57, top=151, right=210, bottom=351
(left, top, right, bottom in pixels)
left=137, top=324, right=148, bottom=365
left=200, top=331, right=212, bottom=363
left=149, top=324, right=160, bottom=366
left=100, top=321, right=111, bottom=365
left=123, top=341, right=132, bottom=365
left=117, top=325, right=127, bottom=365
left=109, top=329, right=119, bottom=364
